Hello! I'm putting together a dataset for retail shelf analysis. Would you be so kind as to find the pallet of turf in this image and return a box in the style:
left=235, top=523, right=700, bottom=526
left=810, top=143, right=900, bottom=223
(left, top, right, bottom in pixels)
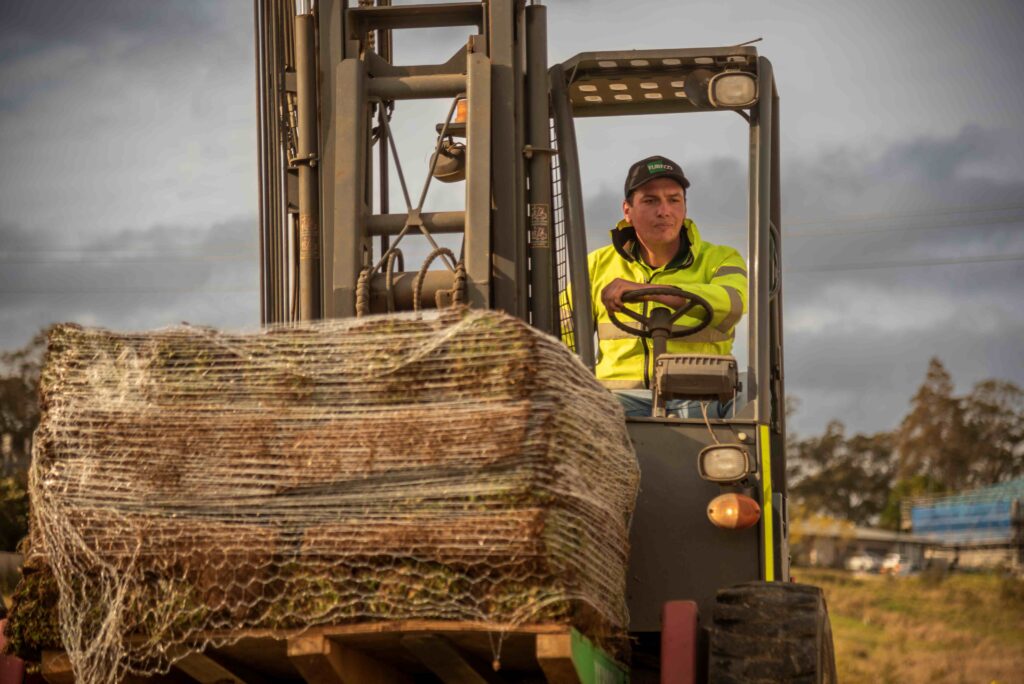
left=10, top=308, right=638, bottom=684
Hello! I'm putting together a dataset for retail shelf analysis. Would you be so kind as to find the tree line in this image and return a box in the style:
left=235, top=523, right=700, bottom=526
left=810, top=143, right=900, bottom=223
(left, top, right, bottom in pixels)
left=787, top=358, right=1024, bottom=529
left=0, top=332, right=43, bottom=552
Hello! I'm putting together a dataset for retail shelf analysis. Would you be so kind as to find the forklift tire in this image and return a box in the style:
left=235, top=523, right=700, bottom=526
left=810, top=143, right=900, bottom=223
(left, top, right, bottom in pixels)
left=708, top=581, right=837, bottom=684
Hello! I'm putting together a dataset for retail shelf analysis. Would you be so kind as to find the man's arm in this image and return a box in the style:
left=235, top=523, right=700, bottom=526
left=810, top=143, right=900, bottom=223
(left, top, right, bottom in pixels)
left=599, top=253, right=748, bottom=331
left=600, top=278, right=687, bottom=313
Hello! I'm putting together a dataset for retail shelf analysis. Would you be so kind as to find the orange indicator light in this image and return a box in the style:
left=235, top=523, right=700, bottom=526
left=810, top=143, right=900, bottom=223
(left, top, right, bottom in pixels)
left=454, top=98, right=468, bottom=124
left=707, top=493, right=761, bottom=530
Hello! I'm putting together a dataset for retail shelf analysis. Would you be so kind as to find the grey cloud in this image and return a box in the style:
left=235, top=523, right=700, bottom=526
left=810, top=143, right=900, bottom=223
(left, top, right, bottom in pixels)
left=0, top=216, right=259, bottom=349
left=583, top=182, right=620, bottom=250
left=785, top=314, right=1024, bottom=436
left=880, top=125, right=1000, bottom=182
left=782, top=127, right=1024, bottom=277
left=778, top=128, right=1023, bottom=434
left=0, top=1, right=214, bottom=53
left=0, top=2, right=247, bottom=114
left=0, top=0, right=256, bottom=239
left=0, top=222, right=50, bottom=251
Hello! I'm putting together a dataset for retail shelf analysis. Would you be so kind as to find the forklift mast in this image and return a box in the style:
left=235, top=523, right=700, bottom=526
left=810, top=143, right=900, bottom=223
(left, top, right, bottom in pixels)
left=255, top=0, right=556, bottom=328
left=255, top=0, right=788, bottom=623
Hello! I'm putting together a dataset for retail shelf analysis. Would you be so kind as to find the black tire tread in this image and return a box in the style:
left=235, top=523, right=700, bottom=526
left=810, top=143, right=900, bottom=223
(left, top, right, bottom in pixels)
left=708, top=581, right=837, bottom=684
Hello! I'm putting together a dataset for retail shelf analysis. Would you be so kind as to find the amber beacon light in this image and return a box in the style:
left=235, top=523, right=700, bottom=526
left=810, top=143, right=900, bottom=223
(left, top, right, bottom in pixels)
left=707, top=493, right=761, bottom=530
left=454, top=97, right=468, bottom=124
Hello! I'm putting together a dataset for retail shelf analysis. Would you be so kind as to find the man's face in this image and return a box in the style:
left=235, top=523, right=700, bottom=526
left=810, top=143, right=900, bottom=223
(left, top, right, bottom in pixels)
left=622, top=177, right=687, bottom=250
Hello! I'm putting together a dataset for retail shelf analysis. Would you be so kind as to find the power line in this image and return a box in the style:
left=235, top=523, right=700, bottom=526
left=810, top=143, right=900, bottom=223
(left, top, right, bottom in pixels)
left=783, top=202, right=1024, bottom=228
left=2, top=253, right=1022, bottom=293
left=0, top=256, right=252, bottom=264
left=5, top=205, right=1022, bottom=264
left=15, top=203, right=1024, bottom=254
left=4, top=252, right=1022, bottom=293
left=711, top=203, right=1024, bottom=237
left=0, top=288, right=258, bottom=295
left=783, top=213, right=1024, bottom=238
left=7, top=213, right=1023, bottom=264
left=788, top=253, right=1024, bottom=274
left=0, top=249, right=254, bottom=255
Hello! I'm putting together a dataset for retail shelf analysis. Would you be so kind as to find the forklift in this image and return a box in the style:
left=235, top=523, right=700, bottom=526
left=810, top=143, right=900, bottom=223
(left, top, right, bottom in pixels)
left=254, top=0, right=837, bottom=681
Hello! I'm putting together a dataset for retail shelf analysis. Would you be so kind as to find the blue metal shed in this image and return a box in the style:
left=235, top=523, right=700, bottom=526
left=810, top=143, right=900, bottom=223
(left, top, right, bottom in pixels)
left=910, top=478, right=1024, bottom=544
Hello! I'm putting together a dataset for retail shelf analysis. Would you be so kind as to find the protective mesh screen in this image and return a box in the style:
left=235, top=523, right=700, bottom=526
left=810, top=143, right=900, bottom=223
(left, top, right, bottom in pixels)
left=551, top=117, right=576, bottom=352
left=28, top=308, right=638, bottom=683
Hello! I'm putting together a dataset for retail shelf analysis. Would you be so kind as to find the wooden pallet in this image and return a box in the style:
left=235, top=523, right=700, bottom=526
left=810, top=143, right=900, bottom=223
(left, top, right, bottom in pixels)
left=40, top=621, right=628, bottom=684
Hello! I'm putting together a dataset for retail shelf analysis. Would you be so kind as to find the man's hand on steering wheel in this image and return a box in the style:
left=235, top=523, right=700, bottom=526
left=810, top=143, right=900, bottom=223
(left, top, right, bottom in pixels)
left=601, top=280, right=714, bottom=339
left=600, top=278, right=689, bottom=313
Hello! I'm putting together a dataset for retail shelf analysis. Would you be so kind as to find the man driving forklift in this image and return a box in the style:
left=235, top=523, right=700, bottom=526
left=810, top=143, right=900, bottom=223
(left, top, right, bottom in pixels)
left=589, top=156, right=748, bottom=418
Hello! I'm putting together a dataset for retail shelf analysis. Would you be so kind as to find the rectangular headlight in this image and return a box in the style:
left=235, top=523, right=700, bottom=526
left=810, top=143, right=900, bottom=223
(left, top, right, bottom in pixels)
left=709, top=72, right=757, bottom=108
left=698, top=444, right=751, bottom=482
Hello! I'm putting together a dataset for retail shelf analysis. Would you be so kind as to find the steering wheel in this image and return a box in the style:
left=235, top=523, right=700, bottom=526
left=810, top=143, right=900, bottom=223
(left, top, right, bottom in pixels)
left=607, top=285, right=714, bottom=339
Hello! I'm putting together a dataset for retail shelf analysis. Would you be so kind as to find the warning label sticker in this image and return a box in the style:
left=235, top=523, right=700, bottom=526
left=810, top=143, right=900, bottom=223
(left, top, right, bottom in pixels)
left=529, top=203, right=551, bottom=248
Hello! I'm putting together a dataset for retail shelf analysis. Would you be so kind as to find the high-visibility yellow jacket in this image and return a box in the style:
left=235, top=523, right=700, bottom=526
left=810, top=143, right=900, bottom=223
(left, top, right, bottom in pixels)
left=588, top=218, right=748, bottom=390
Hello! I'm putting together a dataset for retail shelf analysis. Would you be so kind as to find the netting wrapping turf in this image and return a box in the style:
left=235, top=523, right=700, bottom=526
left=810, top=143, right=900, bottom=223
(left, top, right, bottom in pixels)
left=26, top=308, right=639, bottom=683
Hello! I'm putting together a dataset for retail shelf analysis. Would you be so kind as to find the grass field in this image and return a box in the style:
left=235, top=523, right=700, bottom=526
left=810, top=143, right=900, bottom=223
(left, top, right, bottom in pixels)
left=6, top=568, right=1023, bottom=682
left=796, top=568, right=1024, bottom=684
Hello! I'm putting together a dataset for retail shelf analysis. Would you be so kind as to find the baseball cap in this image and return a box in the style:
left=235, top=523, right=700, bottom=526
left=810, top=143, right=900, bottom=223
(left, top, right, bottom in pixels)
left=623, top=155, right=690, bottom=199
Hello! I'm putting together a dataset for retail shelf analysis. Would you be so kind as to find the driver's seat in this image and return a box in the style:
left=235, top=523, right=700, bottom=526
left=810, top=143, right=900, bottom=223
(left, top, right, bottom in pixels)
left=652, top=354, right=739, bottom=418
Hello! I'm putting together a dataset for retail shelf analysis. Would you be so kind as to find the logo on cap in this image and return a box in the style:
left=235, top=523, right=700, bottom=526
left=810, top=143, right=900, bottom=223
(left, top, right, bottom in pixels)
left=647, top=161, right=673, bottom=173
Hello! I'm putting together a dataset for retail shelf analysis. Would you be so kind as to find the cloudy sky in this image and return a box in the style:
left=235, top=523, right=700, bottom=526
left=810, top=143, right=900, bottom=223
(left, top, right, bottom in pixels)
left=1, top=0, right=1022, bottom=437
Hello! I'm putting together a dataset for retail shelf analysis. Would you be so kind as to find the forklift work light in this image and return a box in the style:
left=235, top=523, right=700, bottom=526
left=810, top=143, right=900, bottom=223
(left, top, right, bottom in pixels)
left=432, top=138, right=466, bottom=183
left=454, top=97, right=468, bottom=124
left=707, top=493, right=761, bottom=530
left=708, top=72, right=757, bottom=108
left=697, top=445, right=750, bottom=482
left=683, top=68, right=715, bottom=107
left=432, top=98, right=468, bottom=183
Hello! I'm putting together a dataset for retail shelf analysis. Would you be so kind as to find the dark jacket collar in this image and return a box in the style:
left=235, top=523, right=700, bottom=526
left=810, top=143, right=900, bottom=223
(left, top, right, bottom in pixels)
left=609, top=219, right=694, bottom=270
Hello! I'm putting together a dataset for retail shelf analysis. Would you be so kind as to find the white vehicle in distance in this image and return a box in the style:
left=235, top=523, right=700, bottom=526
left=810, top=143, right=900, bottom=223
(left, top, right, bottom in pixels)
left=845, top=552, right=884, bottom=573
left=881, top=553, right=918, bottom=575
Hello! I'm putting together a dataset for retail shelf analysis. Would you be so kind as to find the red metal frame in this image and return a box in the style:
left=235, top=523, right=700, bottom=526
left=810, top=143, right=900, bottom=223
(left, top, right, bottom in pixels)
left=660, top=600, right=699, bottom=684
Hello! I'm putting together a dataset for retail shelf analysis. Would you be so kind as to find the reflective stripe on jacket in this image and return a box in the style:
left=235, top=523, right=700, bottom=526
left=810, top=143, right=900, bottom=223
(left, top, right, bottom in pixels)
left=589, top=218, right=748, bottom=390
